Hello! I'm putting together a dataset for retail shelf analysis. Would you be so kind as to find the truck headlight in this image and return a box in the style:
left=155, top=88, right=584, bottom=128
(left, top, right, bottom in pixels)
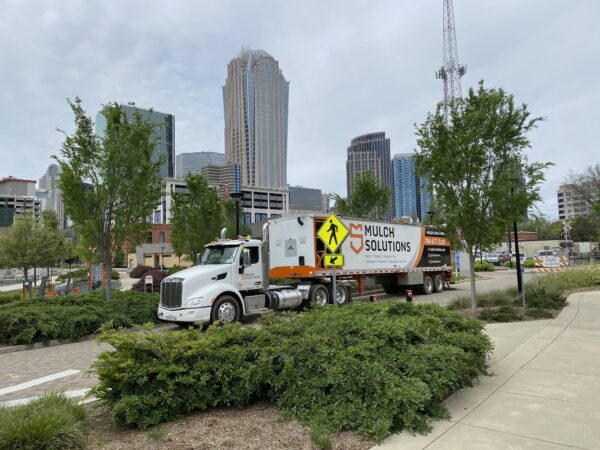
left=185, top=297, right=204, bottom=307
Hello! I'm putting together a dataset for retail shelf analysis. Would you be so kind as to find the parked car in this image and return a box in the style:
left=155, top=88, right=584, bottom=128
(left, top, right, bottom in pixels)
left=485, top=252, right=510, bottom=266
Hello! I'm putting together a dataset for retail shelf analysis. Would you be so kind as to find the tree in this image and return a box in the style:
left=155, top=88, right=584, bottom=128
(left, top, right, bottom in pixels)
left=170, top=174, right=223, bottom=264
left=222, top=199, right=251, bottom=239
left=415, top=81, right=549, bottom=313
left=571, top=215, right=600, bottom=242
left=333, top=171, right=391, bottom=220
left=55, top=98, right=163, bottom=301
left=565, top=164, right=600, bottom=206
left=36, top=210, right=67, bottom=269
left=0, top=216, right=38, bottom=281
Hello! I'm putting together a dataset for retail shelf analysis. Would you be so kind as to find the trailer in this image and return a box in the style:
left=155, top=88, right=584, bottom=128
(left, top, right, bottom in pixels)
left=157, top=215, right=452, bottom=325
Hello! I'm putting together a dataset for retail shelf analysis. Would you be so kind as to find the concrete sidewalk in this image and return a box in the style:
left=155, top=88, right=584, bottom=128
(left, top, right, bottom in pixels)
left=375, top=290, right=600, bottom=449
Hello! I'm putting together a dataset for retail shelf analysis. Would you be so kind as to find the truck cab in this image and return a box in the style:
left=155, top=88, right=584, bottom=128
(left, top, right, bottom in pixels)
left=158, top=238, right=268, bottom=326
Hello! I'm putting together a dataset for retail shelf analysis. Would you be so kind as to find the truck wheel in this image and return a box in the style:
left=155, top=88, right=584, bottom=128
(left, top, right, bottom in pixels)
left=211, top=295, right=240, bottom=324
left=422, top=275, right=434, bottom=295
left=334, top=284, right=351, bottom=305
left=433, top=274, right=444, bottom=293
left=309, top=284, right=329, bottom=307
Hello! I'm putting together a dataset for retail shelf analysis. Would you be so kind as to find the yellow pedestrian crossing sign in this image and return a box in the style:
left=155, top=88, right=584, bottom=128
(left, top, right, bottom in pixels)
left=324, top=253, right=344, bottom=267
left=317, top=213, right=349, bottom=253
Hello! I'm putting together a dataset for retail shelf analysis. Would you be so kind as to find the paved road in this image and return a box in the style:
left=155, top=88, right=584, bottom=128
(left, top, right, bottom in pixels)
left=0, top=269, right=535, bottom=407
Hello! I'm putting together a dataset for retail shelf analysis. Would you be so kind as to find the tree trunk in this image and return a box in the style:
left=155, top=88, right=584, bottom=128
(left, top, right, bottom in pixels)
left=467, top=249, right=477, bottom=314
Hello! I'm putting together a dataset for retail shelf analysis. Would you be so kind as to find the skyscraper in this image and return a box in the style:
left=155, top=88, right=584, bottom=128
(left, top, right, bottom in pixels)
left=223, top=48, right=289, bottom=189
left=392, top=153, right=431, bottom=222
left=346, top=132, right=393, bottom=219
left=175, top=152, right=225, bottom=179
left=39, top=164, right=67, bottom=229
left=96, top=105, right=175, bottom=178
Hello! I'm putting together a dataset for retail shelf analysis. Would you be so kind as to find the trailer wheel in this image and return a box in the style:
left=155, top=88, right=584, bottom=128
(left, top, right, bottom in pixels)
left=422, top=275, right=434, bottom=295
left=334, top=284, right=351, bottom=305
left=309, top=284, right=329, bottom=307
left=433, top=274, right=444, bottom=293
left=211, top=295, right=240, bottom=324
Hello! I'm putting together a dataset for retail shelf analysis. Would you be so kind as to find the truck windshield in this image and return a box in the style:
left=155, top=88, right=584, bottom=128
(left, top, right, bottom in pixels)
left=200, top=246, right=239, bottom=265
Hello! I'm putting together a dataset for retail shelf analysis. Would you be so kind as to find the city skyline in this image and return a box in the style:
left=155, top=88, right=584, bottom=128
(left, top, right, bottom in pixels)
left=1, top=1, right=599, bottom=218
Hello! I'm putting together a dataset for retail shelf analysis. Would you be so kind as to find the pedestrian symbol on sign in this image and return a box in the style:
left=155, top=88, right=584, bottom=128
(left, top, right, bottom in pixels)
left=317, top=213, right=349, bottom=253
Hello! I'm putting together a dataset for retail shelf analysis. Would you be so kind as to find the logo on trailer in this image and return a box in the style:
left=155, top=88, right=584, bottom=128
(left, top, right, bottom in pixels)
left=317, top=213, right=349, bottom=253
left=349, top=223, right=364, bottom=254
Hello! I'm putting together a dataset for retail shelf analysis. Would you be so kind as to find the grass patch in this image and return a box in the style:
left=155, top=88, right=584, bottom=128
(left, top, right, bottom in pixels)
left=0, top=291, right=159, bottom=345
left=147, top=427, right=168, bottom=442
left=92, top=302, right=492, bottom=442
left=0, top=393, right=86, bottom=449
left=448, top=265, right=600, bottom=322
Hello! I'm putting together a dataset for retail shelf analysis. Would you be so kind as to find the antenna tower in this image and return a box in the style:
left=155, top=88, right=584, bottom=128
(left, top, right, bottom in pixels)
left=436, top=0, right=466, bottom=119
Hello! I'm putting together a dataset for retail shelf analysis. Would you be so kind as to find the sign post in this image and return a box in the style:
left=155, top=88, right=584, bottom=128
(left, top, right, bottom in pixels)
left=317, top=213, right=350, bottom=306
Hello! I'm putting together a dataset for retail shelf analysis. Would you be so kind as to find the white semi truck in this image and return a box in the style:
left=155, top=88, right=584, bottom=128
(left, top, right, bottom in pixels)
left=158, top=215, right=453, bottom=325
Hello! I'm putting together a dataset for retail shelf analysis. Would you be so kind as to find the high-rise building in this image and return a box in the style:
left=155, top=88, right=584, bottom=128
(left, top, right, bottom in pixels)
left=289, top=186, right=323, bottom=214
left=175, top=152, right=225, bottom=179
left=39, top=164, right=67, bottom=229
left=557, top=184, right=598, bottom=220
left=223, top=48, right=289, bottom=189
left=392, top=153, right=431, bottom=222
left=0, top=177, right=41, bottom=232
left=96, top=105, right=175, bottom=178
left=346, top=132, right=393, bottom=219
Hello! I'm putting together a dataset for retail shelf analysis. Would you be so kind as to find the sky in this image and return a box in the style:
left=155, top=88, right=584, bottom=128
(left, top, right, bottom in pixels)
left=1, top=0, right=599, bottom=219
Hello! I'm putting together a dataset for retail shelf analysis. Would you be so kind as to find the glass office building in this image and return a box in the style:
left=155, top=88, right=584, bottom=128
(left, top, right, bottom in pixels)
left=96, top=105, right=175, bottom=178
left=346, top=132, right=393, bottom=219
left=175, top=152, right=225, bottom=179
left=392, top=153, right=431, bottom=222
left=223, top=48, right=289, bottom=189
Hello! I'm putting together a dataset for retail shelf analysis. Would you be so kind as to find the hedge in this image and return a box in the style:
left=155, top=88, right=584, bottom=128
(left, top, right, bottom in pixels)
left=0, top=291, right=159, bottom=345
left=131, top=270, right=168, bottom=292
left=92, top=302, right=492, bottom=441
left=0, top=291, right=21, bottom=306
left=129, top=265, right=154, bottom=279
left=56, top=268, right=119, bottom=283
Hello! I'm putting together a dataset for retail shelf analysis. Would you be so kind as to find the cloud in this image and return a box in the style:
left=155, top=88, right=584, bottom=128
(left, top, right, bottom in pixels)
left=0, top=0, right=598, bottom=220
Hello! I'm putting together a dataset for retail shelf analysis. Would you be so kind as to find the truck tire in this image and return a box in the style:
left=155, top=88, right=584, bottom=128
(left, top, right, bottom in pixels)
left=211, top=295, right=240, bottom=324
left=309, top=284, right=329, bottom=307
left=433, top=274, right=444, bottom=293
left=333, top=284, right=351, bottom=305
left=422, top=275, right=434, bottom=295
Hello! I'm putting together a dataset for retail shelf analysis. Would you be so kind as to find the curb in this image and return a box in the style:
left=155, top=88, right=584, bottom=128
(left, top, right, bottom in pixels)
left=0, top=334, right=99, bottom=355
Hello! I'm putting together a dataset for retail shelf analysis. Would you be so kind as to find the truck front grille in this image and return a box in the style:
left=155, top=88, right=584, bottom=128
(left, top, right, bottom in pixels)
left=160, top=278, right=183, bottom=309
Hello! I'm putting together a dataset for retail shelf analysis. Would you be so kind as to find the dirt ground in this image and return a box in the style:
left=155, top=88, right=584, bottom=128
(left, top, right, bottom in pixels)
left=86, top=402, right=375, bottom=450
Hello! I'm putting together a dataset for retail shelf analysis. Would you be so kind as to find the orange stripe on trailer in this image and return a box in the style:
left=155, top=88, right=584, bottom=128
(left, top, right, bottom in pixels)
left=270, top=266, right=317, bottom=279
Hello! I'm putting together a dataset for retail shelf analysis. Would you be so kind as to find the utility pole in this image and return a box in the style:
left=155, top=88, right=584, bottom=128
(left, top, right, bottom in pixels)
left=436, top=0, right=466, bottom=121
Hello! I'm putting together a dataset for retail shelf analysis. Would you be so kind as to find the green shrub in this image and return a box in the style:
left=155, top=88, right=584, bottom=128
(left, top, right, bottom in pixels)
left=56, top=268, right=119, bottom=283
left=0, top=291, right=21, bottom=306
left=473, top=260, right=495, bottom=272
left=0, top=291, right=159, bottom=345
left=479, top=305, right=522, bottom=322
left=526, top=308, right=553, bottom=319
left=131, top=270, right=167, bottom=292
left=0, top=393, right=86, bottom=449
left=524, top=259, right=536, bottom=268
left=92, top=303, right=492, bottom=441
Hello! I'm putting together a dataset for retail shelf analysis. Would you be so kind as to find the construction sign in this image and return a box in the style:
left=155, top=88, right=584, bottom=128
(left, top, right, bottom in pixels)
left=323, top=254, right=344, bottom=267
left=317, top=213, right=349, bottom=253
